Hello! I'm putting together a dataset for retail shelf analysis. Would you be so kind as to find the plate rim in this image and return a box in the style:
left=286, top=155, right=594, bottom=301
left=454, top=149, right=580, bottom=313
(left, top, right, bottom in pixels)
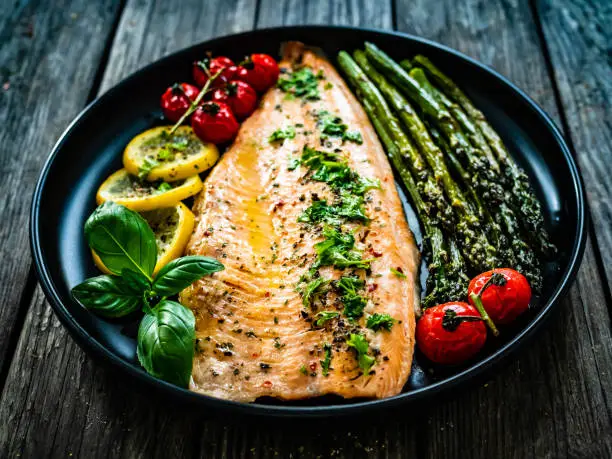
left=29, top=24, right=588, bottom=418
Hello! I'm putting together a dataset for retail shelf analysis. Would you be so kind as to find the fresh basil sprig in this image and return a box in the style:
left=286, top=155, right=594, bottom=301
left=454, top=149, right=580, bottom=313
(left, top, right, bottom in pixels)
left=71, top=202, right=224, bottom=387
left=152, top=256, right=224, bottom=296
left=137, top=300, right=195, bottom=387
left=71, top=274, right=142, bottom=318
left=85, top=201, right=157, bottom=279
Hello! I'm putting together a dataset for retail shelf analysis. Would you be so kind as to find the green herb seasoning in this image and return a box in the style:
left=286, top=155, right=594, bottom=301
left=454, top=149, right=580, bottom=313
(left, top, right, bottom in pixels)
left=390, top=267, right=407, bottom=279
left=298, top=192, right=368, bottom=225
left=269, top=126, right=296, bottom=143
left=314, top=311, right=340, bottom=326
left=297, top=277, right=330, bottom=308
left=277, top=67, right=322, bottom=101
left=336, top=276, right=368, bottom=320
left=366, top=313, right=396, bottom=332
left=315, top=110, right=363, bottom=144
left=320, top=343, right=332, bottom=377
left=313, top=226, right=373, bottom=270
left=346, top=333, right=375, bottom=374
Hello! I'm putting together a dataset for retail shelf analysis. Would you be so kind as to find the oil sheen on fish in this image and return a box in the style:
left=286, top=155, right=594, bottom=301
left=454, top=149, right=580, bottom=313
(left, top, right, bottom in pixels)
left=180, top=42, right=419, bottom=402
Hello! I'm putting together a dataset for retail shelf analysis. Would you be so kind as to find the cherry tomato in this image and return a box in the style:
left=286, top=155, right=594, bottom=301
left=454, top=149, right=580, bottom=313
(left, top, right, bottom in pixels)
left=160, top=83, right=199, bottom=123
left=416, top=302, right=487, bottom=365
left=212, top=80, right=258, bottom=120
left=192, top=56, right=236, bottom=88
left=235, top=54, right=279, bottom=92
left=191, top=101, right=239, bottom=144
left=468, top=268, right=531, bottom=325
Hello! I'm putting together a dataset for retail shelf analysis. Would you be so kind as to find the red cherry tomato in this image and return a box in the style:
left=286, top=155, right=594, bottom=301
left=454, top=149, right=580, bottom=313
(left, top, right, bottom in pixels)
left=212, top=80, right=258, bottom=120
left=191, top=101, right=239, bottom=144
left=160, top=83, right=200, bottom=123
left=192, top=56, right=236, bottom=88
left=468, top=268, right=531, bottom=325
left=235, top=54, right=279, bottom=92
left=416, top=302, right=487, bottom=365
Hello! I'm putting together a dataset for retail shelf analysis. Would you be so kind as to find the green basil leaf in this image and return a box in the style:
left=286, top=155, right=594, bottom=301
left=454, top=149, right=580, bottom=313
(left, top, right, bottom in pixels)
left=152, top=256, right=224, bottom=297
left=71, top=275, right=142, bottom=318
left=121, top=268, right=151, bottom=293
left=137, top=300, right=195, bottom=387
left=85, top=202, right=157, bottom=279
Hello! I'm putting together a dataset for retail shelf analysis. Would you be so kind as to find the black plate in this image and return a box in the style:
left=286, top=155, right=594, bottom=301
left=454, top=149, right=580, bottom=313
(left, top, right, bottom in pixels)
left=30, top=26, right=586, bottom=418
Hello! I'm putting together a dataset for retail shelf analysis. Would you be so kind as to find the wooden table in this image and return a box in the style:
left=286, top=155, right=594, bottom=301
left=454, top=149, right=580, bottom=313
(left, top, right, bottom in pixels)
left=1, top=0, right=610, bottom=457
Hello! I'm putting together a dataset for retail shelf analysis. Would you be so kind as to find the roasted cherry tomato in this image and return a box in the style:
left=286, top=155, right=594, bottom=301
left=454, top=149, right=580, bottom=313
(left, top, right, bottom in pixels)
left=191, top=101, right=239, bottom=144
left=416, top=302, right=487, bottom=365
left=160, top=83, right=199, bottom=123
left=468, top=268, right=531, bottom=325
left=192, top=56, right=236, bottom=88
left=235, top=54, right=279, bottom=92
left=212, top=80, right=257, bottom=120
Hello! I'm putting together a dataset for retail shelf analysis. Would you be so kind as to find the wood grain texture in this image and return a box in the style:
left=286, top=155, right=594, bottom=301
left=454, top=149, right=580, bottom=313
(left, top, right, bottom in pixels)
left=536, top=0, right=612, bottom=293
left=0, top=0, right=121, bottom=376
left=0, top=1, right=416, bottom=458
left=257, top=0, right=392, bottom=29
left=395, top=0, right=612, bottom=457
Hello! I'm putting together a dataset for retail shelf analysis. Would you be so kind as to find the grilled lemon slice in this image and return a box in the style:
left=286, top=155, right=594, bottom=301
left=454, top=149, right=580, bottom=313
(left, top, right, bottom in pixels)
left=123, top=126, right=219, bottom=182
left=96, top=169, right=202, bottom=212
left=92, top=202, right=195, bottom=275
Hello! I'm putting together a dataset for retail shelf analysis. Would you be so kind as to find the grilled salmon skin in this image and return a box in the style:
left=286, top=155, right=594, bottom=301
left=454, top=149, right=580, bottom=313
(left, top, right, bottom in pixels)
left=180, top=42, right=419, bottom=402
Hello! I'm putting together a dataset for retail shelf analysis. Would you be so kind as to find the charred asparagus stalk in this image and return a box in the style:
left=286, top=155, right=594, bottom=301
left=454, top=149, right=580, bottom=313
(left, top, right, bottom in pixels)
left=364, top=42, right=505, bottom=207
left=337, top=51, right=454, bottom=231
left=362, top=91, right=468, bottom=307
left=353, top=49, right=497, bottom=273
left=412, top=54, right=556, bottom=257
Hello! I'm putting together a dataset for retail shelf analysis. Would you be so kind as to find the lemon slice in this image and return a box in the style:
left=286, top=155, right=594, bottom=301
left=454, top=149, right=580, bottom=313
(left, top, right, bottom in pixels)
left=123, top=126, right=219, bottom=182
left=92, top=202, right=195, bottom=275
left=96, top=169, right=202, bottom=212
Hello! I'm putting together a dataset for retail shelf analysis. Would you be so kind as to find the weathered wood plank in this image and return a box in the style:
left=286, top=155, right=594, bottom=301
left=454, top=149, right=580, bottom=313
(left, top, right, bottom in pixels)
left=0, top=0, right=121, bottom=378
left=395, top=0, right=612, bottom=457
left=536, top=0, right=612, bottom=297
left=257, top=0, right=393, bottom=29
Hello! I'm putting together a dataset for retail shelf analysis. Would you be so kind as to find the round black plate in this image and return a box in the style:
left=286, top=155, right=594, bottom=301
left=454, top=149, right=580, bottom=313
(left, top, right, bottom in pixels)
left=31, top=26, right=586, bottom=418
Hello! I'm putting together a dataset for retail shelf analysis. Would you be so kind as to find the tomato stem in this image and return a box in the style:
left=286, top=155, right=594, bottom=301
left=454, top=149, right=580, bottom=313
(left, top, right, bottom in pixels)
left=169, top=68, right=223, bottom=135
left=469, top=292, right=499, bottom=336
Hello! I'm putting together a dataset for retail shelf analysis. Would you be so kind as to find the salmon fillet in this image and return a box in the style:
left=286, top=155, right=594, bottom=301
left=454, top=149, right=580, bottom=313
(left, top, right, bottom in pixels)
left=180, top=42, right=419, bottom=402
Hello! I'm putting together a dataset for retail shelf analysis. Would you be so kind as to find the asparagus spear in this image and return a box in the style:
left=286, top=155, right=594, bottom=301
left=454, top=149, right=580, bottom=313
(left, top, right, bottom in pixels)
left=430, top=123, right=542, bottom=290
left=337, top=51, right=454, bottom=232
left=413, top=54, right=556, bottom=257
left=363, top=95, right=467, bottom=306
left=353, top=49, right=497, bottom=273
left=364, top=43, right=505, bottom=207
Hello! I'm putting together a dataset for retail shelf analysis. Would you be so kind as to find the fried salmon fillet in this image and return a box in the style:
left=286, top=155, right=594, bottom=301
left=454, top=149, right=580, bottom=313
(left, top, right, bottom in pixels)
left=180, top=42, right=419, bottom=402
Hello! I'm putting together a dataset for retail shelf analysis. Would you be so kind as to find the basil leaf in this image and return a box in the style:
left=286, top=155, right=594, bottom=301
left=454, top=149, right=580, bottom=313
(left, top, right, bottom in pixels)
left=71, top=275, right=142, bottom=318
left=122, top=268, right=152, bottom=292
left=85, top=202, right=157, bottom=279
left=137, top=300, right=195, bottom=387
left=152, top=256, right=224, bottom=296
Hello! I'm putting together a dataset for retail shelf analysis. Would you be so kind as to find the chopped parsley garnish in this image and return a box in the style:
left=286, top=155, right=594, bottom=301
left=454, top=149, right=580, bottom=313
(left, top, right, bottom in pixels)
left=336, top=276, right=367, bottom=320
left=320, top=343, right=332, bottom=377
left=269, top=126, right=296, bottom=143
left=313, top=226, right=373, bottom=270
left=342, top=131, right=363, bottom=144
left=157, top=182, right=172, bottom=192
left=346, top=334, right=375, bottom=374
left=299, top=365, right=308, bottom=376
left=297, top=277, right=329, bottom=308
left=299, top=147, right=379, bottom=196
left=297, top=192, right=368, bottom=225
left=324, top=82, right=333, bottom=90
left=277, top=67, right=321, bottom=101
left=366, top=313, right=396, bottom=332
left=315, top=110, right=363, bottom=144
left=287, top=156, right=300, bottom=170
left=138, top=157, right=160, bottom=180
left=314, top=311, right=340, bottom=326
left=390, top=267, right=407, bottom=279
